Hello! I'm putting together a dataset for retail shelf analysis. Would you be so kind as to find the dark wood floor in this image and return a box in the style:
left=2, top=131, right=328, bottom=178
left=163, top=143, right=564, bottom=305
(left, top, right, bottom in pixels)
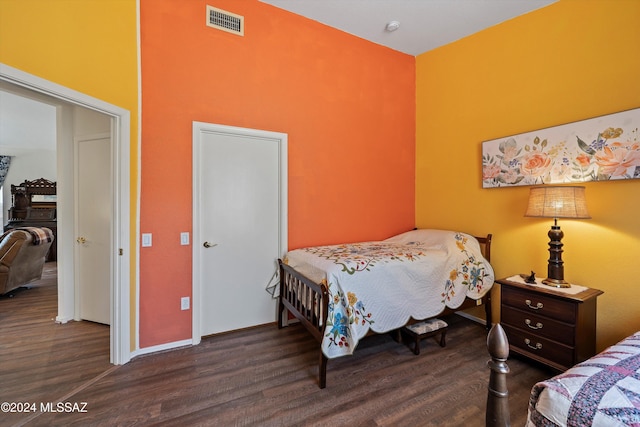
left=0, top=265, right=554, bottom=426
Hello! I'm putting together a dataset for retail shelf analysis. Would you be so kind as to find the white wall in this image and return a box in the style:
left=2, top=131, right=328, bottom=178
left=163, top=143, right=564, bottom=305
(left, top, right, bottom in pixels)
left=74, top=106, right=111, bottom=136
left=0, top=87, right=58, bottom=224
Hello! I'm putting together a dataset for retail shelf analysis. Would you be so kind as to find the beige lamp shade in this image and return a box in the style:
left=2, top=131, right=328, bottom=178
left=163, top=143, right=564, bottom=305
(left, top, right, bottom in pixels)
left=525, top=186, right=591, bottom=219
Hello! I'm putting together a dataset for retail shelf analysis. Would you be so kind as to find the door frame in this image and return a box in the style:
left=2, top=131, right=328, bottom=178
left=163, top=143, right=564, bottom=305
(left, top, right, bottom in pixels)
left=0, top=63, right=132, bottom=364
left=191, top=121, right=287, bottom=344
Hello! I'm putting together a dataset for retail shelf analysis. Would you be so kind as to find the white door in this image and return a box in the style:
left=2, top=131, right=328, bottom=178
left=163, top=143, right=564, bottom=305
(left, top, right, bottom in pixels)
left=75, top=134, right=111, bottom=325
left=193, top=122, right=287, bottom=338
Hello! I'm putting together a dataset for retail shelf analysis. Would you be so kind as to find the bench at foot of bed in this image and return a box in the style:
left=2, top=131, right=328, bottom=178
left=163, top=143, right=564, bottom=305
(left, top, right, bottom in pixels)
left=401, top=318, right=448, bottom=355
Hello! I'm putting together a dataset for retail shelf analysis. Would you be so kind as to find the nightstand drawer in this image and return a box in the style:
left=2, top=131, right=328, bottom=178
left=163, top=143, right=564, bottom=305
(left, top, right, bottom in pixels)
left=501, top=306, right=574, bottom=345
left=501, top=286, right=576, bottom=324
left=503, top=324, right=574, bottom=369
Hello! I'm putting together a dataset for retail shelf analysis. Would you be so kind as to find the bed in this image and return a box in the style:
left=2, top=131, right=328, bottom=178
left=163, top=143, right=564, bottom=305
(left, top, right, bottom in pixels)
left=277, top=228, right=495, bottom=388
left=526, top=331, right=640, bottom=426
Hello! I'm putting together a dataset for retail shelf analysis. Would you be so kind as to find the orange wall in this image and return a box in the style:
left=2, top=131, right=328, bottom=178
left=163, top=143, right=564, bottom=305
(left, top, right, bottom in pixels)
left=416, top=0, right=640, bottom=349
left=139, top=0, right=415, bottom=347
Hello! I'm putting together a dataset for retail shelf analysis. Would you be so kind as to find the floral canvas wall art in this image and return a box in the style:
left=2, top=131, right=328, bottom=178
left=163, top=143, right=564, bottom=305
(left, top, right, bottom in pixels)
left=482, top=108, right=640, bottom=188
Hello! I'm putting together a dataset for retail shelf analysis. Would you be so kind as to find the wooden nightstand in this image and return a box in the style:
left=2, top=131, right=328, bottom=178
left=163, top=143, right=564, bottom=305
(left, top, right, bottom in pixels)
left=497, top=276, right=603, bottom=371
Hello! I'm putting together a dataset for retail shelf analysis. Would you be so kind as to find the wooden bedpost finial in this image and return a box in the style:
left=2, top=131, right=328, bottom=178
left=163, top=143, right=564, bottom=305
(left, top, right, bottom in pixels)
left=487, top=323, right=509, bottom=361
left=486, top=323, right=511, bottom=427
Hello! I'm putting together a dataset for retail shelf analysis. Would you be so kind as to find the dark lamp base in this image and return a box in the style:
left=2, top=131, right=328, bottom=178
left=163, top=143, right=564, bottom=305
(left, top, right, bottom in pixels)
left=542, top=277, right=571, bottom=288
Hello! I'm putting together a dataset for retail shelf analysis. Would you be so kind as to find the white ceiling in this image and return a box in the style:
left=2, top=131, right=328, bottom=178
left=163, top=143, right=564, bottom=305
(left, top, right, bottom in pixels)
left=1, top=0, right=557, bottom=155
left=260, top=0, right=557, bottom=56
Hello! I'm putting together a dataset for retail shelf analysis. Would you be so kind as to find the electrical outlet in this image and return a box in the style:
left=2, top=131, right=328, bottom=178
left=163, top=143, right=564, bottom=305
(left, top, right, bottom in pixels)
left=181, top=297, right=190, bottom=310
left=180, top=232, right=189, bottom=245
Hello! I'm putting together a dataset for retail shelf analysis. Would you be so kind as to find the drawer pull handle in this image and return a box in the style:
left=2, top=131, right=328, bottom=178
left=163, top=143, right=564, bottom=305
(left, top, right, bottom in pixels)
left=525, top=299, right=544, bottom=310
left=525, top=319, right=543, bottom=330
left=524, top=338, right=543, bottom=350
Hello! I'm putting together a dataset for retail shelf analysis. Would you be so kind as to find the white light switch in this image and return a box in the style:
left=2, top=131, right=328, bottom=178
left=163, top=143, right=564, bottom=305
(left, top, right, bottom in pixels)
left=180, top=232, right=190, bottom=245
left=142, top=233, right=152, bottom=247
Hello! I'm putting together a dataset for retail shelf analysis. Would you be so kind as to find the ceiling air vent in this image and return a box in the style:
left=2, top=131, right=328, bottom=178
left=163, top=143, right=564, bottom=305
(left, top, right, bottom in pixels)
left=206, top=5, right=244, bottom=36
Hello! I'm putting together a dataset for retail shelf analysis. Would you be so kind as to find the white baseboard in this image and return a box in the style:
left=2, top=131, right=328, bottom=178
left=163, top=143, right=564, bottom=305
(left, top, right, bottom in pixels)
left=55, top=315, right=73, bottom=324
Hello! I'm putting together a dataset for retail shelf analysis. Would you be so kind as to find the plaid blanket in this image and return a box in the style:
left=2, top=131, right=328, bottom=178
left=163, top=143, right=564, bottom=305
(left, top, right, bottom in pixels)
left=15, top=227, right=54, bottom=245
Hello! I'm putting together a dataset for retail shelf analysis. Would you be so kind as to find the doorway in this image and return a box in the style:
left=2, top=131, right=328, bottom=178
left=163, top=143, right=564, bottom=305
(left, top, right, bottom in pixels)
left=0, top=63, right=132, bottom=364
left=191, top=122, right=287, bottom=341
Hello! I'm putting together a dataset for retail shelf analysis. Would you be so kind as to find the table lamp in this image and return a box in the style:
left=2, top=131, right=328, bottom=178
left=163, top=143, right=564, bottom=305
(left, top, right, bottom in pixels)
left=524, top=186, right=590, bottom=288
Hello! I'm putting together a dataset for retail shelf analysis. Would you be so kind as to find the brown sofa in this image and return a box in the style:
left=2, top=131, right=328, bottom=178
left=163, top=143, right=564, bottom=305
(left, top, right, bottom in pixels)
left=0, top=228, right=53, bottom=295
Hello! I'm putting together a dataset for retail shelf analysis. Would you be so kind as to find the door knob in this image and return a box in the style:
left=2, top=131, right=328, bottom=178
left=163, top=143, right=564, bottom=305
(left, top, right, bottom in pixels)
left=203, top=241, right=218, bottom=248
left=77, top=237, right=87, bottom=244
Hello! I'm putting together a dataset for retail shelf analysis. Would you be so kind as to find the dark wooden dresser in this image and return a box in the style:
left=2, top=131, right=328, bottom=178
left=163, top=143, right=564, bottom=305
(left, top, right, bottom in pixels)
left=498, top=277, right=603, bottom=371
left=4, top=178, right=57, bottom=261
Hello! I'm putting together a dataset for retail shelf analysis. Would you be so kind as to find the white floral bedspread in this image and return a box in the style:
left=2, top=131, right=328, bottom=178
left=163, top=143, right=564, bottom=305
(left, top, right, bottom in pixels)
left=527, top=332, right=640, bottom=427
left=283, top=229, right=494, bottom=359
